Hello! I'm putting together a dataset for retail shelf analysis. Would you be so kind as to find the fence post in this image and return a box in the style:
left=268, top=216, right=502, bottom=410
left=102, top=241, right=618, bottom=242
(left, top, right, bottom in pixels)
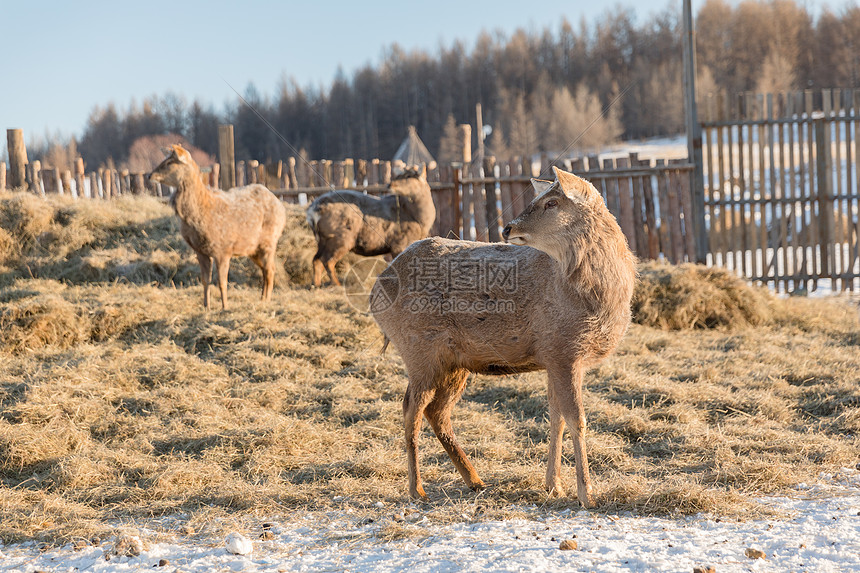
left=74, top=158, right=85, bottom=197
left=29, top=160, right=42, bottom=194
left=814, top=118, right=834, bottom=279
left=682, top=0, right=708, bottom=263
left=452, top=166, right=463, bottom=239
left=102, top=167, right=112, bottom=199
left=218, top=124, right=236, bottom=190
left=6, top=129, right=28, bottom=189
left=483, top=155, right=500, bottom=242
left=0, top=161, right=5, bottom=191
left=61, top=169, right=72, bottom=197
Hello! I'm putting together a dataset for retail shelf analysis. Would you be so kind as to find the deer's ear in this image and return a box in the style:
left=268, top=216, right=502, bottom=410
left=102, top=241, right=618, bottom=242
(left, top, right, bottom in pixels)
left=530, top=178, right=553, bottom=196
left=553, top=166, right=594, bottom=202
left=172, top=145, right=193, bottom=165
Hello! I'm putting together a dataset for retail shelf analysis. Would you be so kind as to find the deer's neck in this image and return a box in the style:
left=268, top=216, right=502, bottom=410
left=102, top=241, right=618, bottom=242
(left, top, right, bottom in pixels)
left=560, top=219, right=635, bottom=317
left=172, top=170, right=216, bottom=222
left=396, top=189, right=436, bottom=230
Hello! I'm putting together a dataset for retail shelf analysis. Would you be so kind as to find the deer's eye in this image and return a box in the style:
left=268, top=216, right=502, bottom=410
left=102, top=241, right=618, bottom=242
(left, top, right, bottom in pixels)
left=544, top=199, right=558, bottom=210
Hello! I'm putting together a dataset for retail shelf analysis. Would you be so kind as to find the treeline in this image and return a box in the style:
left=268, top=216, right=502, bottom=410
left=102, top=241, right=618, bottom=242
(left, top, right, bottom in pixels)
left=30, top=0, right=860, bottom=171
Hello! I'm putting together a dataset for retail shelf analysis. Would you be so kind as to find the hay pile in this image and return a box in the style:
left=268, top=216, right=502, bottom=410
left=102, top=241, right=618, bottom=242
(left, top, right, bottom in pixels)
left=633, top=261, right=773, bottom=329
left=0, top=191, right=355, bottom=290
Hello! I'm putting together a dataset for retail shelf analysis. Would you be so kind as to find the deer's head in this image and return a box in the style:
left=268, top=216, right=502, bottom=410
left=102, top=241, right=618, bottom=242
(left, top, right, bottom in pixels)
left=148, top=144, right=198, bottom=187
left=502, top=166, right=602, bottom=266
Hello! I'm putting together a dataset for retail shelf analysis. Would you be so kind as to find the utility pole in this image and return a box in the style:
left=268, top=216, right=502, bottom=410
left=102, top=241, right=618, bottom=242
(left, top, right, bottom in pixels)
left=476, top=102, right=484, bottom=163
left=683, top=0, right=708, bottom=263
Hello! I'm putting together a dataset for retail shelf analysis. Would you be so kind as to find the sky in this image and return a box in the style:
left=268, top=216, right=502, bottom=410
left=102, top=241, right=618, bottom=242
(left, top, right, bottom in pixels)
left=0, top=0, right=851, bottom=147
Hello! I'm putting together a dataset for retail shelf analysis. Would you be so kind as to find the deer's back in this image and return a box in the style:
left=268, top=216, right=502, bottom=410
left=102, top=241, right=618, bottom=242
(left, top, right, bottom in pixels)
left=372, top=237, right=608, bottom=373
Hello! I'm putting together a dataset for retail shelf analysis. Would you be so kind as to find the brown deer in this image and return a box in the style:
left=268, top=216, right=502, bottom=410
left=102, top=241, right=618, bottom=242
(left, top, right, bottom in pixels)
left=370, top=167, right=636, bottom=508
left=148, top=145, right=287, bottom=309
left=306, top=169, right=435, bottom=287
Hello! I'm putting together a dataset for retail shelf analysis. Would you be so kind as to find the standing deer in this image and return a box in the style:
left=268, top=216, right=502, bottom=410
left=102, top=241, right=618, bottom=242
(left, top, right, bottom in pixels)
left=371, top=167, right=636, bottom=507
left=306, top=169, right=435, bottom=287
left=148, top=145, right=287, bottom=309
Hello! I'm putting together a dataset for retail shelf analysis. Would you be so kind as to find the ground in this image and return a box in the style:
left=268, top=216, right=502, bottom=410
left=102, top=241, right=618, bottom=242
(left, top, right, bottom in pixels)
left=0, top=192, right=859, bottom=571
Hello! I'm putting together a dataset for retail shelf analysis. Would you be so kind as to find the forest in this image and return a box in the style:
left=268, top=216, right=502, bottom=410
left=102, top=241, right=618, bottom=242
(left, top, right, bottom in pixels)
left=26, top=0, right=860, bottom=172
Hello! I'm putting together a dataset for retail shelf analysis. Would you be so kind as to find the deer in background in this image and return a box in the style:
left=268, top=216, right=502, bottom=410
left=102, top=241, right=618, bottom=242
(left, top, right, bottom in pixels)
left=306, top=169, right=435, bottom=287
left=371, top=167, right=636, bottom=508
left=148, top=145, right=287, bottom=309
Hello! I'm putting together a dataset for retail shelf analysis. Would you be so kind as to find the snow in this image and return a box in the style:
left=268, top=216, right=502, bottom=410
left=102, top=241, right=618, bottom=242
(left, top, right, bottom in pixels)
left=2, top=469, right=858, bottom=572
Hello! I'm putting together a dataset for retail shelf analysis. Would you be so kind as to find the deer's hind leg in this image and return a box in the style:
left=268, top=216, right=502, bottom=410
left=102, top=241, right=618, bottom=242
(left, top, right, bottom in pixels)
left=424, top=368, right=485, bottom=492
left=403, top=378, right=436, bottom=500
left=252, top=250, right=276, bottom=301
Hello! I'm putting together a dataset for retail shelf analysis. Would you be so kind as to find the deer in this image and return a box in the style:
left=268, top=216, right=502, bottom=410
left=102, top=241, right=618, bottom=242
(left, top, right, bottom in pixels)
left=370, top=167, right=636, bottom=508
left=148, top=144, right=287, bottom=310
left=305, top=169, right=435, bottom=287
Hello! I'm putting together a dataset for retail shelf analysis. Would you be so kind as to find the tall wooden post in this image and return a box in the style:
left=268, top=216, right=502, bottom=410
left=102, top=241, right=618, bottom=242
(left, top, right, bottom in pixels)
left=6, top=129, right=28, bottom=189
left=90, top=172, right=100, bottom=198
left=74, top=158, right=86, bottom=197
left=102, top=168, right=112, bottom=199
left=683, top=0, right=707, bottom=263
left=815, top=119, right=834, bottom=278
left=61, top=170, right=72, bottom=196
left=218, top=124, right=236, bottom=190
left=29, top=160, right=42, bottom=194
left=483, top=155, right=500, bottom=242
left=458, top=124, right=472, bottom=166
left=476, top=103, right=485, bottom=161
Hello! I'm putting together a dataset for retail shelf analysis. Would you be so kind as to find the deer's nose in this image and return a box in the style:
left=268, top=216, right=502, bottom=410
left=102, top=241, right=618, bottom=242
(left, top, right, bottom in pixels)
left=502, top=224, right=512, bottom=241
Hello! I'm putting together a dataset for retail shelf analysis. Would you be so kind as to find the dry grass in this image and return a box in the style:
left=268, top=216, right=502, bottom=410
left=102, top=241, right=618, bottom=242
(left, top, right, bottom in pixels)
left=633, top=261, right=773, bottom=329
left=1, top=192, right=859, bottom=545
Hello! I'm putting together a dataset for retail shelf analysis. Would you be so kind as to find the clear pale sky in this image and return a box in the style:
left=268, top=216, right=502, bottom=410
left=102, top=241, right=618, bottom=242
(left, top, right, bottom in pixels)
left=0, top=0, right=849, bottom=146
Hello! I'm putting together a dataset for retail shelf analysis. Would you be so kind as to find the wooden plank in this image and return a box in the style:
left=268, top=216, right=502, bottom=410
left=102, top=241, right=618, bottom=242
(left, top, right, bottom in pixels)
left=776, top=95, right=790, bottom=292
left=628, top=158, right=647, bottom=256
left=521, top=156, right=536, bottom=205
left=430, top=188, right=443, bottom=237
left=88, top=172, right=99, bottom=199
left=854, top=90, right=860, bottom=289
left=832, top=101, right=845, bottom=290
left=602, top=157, right=621, bottom=224
left=753, top=93, right=766, bottom=284
left=703, top=124, right=719, bottom=264
left=218, top=125, right=236, bottom=190
left=815, top=119, right=836, bottom=283
left=499, top=161, right=514, bottom=225
left=452, top=167, right=463, bottom=240
left=715, top=93, right=731, bottom=270
left=473, top=176, right=489, bottom=242
left=101, top=167, right=112, bottom=200
left=785, top=93, right=800, bottom=291
left=615, top=156, right=636, bottom=253
left=805, top=90, right=819, bottom=287
left=764, top=94, right=779, bottom=289
left=724, top=95, right=741, bottom=274
left=6, top=129, right=28, bottom=189
left=656, top=161, right=673, bottom=262
left=676, top=161, right=696, bottom=262
left=483, top=156, right=501, bottom=242
left=634, top=155, right=660, bottom=260
left=735, top=93, right=749, bottom=277
left=667, top=164, right=685, bottom=263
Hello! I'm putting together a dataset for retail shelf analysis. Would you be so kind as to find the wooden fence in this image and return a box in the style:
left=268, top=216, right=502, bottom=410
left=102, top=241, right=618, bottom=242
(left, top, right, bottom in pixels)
left=700, top=88, right=860, bottom=292
left=0, top=131, right=697, bottom=266
left=267, top=154, right=696, bottom=264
